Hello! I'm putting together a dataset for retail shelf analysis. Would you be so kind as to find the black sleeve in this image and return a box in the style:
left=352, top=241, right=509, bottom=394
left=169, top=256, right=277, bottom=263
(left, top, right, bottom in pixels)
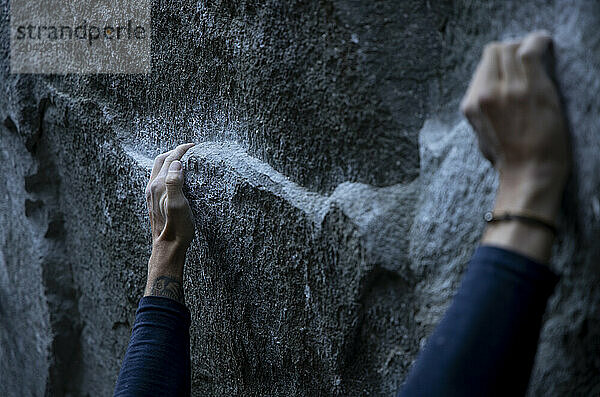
left=114, top=296, right=191, bottom=397
left=399, top=245, right=559, bottom=397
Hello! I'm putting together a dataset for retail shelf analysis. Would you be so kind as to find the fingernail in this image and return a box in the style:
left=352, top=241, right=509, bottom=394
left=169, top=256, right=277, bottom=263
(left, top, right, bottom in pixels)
left=170, top=161, right=182, bottom=171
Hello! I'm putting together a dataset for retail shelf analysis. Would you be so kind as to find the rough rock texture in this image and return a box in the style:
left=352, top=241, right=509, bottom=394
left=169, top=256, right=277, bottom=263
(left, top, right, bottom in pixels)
left=1, top=0, right=599, bottom=396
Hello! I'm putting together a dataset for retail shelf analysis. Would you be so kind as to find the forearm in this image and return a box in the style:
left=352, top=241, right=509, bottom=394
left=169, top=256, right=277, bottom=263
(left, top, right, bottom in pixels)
left=115, top=244, right=191, bottom=396
left=399, top=246, right=559, bottom=396
left=401, top=162, right=564, bottom=396
left=144, top=242, right=187, bottom=304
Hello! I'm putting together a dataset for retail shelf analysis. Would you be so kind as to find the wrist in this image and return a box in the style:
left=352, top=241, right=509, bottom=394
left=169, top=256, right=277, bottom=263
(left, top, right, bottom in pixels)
left=483, top=165, right=566, bottom=264
left=148, top=241, right=188, bottom=280
left=495, top=166, right=566, bottom=222
left=144, top=244, right=187, bottom=300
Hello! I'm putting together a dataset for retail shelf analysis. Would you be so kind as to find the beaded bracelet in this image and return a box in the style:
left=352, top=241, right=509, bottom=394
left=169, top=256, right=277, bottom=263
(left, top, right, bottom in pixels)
left=484, top=211, right=557, bottom=235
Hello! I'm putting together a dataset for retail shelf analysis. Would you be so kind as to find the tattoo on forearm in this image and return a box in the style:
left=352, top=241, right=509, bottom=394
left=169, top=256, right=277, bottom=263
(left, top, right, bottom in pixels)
left=150, top=276, right=184, bottom=304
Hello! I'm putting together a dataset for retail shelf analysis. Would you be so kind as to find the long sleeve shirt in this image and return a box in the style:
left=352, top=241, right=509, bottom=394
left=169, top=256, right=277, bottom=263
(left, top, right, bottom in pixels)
left=114, top=296, right=191, bottom=396
left=399, top=245, right=559, bottom=396
left=114, top=245, right=558, bottom=396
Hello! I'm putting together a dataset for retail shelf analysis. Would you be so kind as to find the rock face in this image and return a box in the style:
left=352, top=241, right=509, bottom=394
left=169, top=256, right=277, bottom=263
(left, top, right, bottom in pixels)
left=1, top=0, right=599, bottom=395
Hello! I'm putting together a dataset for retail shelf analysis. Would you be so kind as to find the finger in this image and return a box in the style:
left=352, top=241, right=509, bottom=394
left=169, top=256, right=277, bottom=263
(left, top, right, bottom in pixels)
left=474, top=42, right=502, bottom=87
left=165, top=160, right=184, bottom=196
left=500, top=42, right=524, bottom=82
left=158, top=143, right=196, bottom=180
left=462, top=43, right=502, bottom=112
left=517, top=31, right=553, bottom=78
left=150, top=150, right=172, bottom=183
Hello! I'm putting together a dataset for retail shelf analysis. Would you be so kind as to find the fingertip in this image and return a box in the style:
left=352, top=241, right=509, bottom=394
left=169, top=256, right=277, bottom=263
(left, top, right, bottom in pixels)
left=524, top=30, right=553, bottom=50
left=177, top=142, right=196, bottom=150
left=185, top=142, right=196, bottom=152
left=534, top=29, right=552, bottom=39
left=168, top=143, right=197, bottom=162
left=169, top=160, right=183, bottom=172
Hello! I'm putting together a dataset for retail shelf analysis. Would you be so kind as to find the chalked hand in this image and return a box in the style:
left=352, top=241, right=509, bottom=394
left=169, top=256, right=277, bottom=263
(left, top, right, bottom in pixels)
left=144, top=143, right=196, bottom=303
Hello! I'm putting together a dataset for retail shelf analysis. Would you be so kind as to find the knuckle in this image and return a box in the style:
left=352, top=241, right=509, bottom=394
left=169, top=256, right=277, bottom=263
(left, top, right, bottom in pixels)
left=517, top=47, right=537, bottom=64
left=506, top=85, right=528, bottom=102
left=460, top=99, right=477, bottom=118
left=477, top=91, right=497, bottom=109
left=150, top=179, right=164, bottom=194
left=164, top=152, right=178, bottom=163
left=165, top=173, right=183, bottom=186
left=483, top=42, right=500, bottom=55
left=504, top=42, right=520, bottom=52
left=501, top=42, right=520, bottom=60
left=153, top=152, right=168, bottom=165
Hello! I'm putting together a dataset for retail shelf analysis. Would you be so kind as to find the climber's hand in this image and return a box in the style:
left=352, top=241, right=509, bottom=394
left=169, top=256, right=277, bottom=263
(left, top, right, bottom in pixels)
left=146, top=143, right=196, bottom=248
left=460, top=31, right=570, bottom=263
left=143, top=143, right=195, bottom=302
left=460, top=31, right=569, bottom=223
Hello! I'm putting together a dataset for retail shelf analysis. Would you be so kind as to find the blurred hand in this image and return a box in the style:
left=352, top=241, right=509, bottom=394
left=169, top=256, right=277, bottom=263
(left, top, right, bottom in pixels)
left=144, top=143, right=195, bottom=302
left=461, top=31, right=570, bottom=222
left=461, top=31, right=570, bottom=262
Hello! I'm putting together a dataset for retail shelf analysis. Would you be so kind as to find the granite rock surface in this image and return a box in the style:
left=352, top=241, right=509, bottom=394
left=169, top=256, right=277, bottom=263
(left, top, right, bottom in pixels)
left=1, top=0, right=599, bottom=395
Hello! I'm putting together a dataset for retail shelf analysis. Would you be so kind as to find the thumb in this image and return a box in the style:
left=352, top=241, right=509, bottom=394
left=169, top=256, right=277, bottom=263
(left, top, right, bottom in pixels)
left=517, top=31, right=553, bottom=77
left=165, top=160, right=184, bottom=196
